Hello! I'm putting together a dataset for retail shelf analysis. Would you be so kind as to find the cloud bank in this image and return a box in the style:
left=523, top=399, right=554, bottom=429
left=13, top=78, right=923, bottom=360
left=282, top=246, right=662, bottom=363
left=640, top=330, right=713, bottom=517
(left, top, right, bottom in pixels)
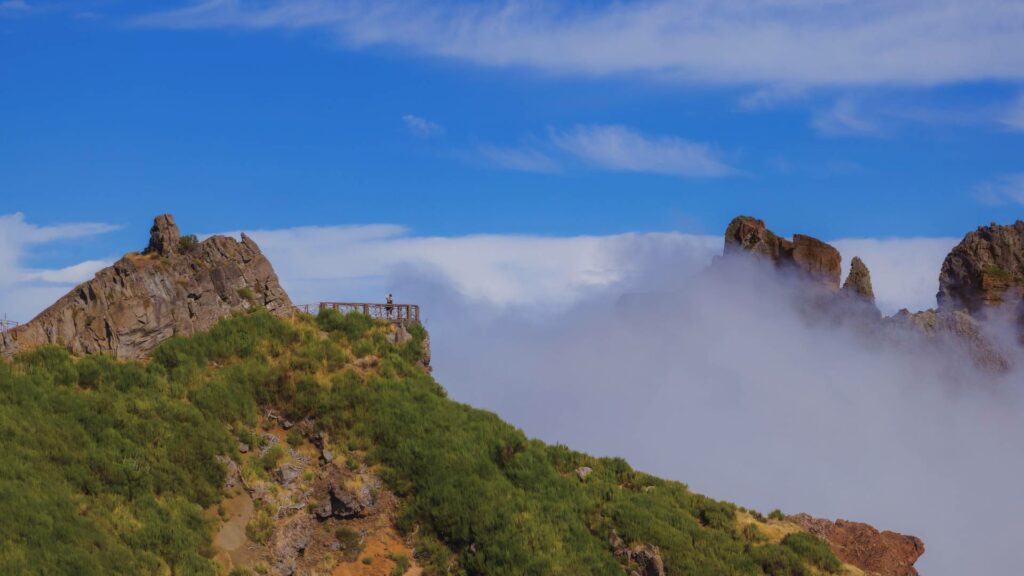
left=135, top=0, right=1024, bottom=87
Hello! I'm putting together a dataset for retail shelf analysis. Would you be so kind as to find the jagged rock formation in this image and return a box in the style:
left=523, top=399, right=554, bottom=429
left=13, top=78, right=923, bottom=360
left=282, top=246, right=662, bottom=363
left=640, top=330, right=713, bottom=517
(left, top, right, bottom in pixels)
left=788, top=514, right=925, bottom=576
left=721, top=215, right=1015, bottom=370
left=842, top=256, right=875, bottom=303
left=0, top=214, right=292, bottom=359
left=884, top=308, right=1010, bottom=372
left=938, top=220, right=1024, bottom=314
left=724, top=216, right=842, bottom=290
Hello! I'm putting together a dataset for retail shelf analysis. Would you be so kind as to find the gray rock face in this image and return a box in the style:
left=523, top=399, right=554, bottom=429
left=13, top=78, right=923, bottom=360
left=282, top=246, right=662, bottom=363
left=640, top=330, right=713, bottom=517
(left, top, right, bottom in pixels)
left=938, top=220, right=1024, bottom=313
left=885, top=308, right=1010, bottom=373
left=842, top=256, right=875, bottom=303
left=1, top=214, right=293, bottom=359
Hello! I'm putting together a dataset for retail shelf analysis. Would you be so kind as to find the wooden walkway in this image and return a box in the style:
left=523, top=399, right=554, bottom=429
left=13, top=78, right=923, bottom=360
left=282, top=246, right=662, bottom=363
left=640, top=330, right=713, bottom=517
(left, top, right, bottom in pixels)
left=294, top=302, right=421, bottom=324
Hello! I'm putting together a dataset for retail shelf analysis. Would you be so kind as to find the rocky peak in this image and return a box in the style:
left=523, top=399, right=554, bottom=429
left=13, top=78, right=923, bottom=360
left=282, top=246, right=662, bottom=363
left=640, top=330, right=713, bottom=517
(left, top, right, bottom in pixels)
left=938, top=220, right=1024, bottom=313
left=1, top=214, right=293, bottom=359
left=842, top=256, right=875, bottom=303
left=144, top=213, right=182, bottom=256
left=723, top=216, right=842, bottom=290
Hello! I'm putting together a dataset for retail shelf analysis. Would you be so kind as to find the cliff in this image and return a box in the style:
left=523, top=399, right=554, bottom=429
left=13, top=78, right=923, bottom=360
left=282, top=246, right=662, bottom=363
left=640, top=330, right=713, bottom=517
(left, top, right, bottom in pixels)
left=0, top=214, right=292, bottom=359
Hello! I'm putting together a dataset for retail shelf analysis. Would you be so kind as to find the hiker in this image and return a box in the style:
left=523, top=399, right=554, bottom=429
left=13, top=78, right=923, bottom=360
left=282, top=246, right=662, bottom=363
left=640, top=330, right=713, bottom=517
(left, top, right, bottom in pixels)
left=386, top=293, right=394, bottom=318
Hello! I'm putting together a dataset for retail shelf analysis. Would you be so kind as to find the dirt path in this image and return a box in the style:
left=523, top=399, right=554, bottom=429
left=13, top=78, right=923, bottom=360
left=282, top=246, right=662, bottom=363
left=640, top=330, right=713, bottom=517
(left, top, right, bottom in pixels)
left=213, top=489, right=257, bottom=570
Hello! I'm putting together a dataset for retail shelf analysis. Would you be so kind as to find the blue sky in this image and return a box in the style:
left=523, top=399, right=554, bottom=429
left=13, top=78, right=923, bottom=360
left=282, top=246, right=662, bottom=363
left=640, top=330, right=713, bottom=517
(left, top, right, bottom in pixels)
left=0, top=0, right=1022, bottom=315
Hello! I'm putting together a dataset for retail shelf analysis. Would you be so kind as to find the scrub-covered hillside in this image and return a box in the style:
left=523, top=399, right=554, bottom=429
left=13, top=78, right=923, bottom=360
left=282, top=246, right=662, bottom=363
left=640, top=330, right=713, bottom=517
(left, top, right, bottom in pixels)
left=0, top=309, right=848, bottom=576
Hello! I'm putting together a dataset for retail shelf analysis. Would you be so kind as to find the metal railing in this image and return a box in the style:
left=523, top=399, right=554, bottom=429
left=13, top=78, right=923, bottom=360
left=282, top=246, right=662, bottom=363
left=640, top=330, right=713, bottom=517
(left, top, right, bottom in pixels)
left=294, top=302, right=421, bottom=324
left=0, top=315, right=18, bottom=334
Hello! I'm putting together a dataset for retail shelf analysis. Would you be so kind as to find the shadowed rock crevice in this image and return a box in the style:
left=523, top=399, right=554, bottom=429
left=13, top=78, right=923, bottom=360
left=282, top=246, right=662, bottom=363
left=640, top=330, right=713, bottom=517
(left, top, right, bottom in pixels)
left=1, top=214, right=293, bottom=359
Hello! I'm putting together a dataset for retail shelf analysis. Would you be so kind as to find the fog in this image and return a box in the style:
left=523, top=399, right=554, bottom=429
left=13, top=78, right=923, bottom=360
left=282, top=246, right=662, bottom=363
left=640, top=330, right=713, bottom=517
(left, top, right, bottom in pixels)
left=410, top=249, right=1024, bottom=576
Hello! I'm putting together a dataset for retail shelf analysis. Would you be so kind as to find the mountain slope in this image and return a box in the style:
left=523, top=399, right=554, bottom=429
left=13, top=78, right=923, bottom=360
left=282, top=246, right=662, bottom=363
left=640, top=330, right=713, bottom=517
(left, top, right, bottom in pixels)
left=1, top=309, right=861, bottom=576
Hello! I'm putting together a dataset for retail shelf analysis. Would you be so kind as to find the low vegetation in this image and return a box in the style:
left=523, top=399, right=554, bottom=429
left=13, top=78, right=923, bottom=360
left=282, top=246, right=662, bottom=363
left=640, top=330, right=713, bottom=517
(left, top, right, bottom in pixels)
left=0, top=308, right=840, bottom=575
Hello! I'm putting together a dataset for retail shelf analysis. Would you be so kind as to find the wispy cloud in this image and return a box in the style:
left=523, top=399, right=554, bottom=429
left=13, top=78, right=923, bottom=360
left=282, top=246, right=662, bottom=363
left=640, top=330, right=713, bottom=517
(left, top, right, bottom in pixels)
left=975, top=173, right=1024, bottom=206
left=1003, top=94, right=1024, bottom=132
left=477, top=144, right=560, bottom=174
left=738, top=85, right=806, bottom=111
left=134, top=1, right=1024, bottom=88
left=550, top=124, right=732, bottom=177
left=0, top=0, right=30, bottom=12
left=812, top=98, right=880, bottom=137
left=0, top=213, right=117, bottom=320
left=402, top=114, right=443, bottom=137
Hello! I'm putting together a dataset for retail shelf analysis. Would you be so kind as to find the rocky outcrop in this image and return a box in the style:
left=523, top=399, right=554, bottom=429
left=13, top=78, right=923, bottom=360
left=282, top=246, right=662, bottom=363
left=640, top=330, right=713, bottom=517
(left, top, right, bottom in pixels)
left=724, top=216, right=841, bottom=290
left=884, top=308, right=1010, bottom=372
left=842, top=257, right=875, bottom=303
left=609, top=531, right=666, bottom=576
left=938, top=220, right=1024, bottom=314
left=0, top=214, right=293, bottom=359
left=788, top=513, right=924, bottom=576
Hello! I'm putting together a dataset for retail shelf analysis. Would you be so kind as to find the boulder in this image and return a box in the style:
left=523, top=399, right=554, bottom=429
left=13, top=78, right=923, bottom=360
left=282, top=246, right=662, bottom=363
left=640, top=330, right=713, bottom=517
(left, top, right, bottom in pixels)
left=311, top=464, right=378, bottom=520
left=788, top=513, right=924, bottom=576
left=1, top=214, right=293, bottom=359
left=575, top=466, right=593, bottom=481
left=271, top=514, right=313, bottom=576
left=723, top=216, right=841, bottom=290
left=275, top=464, right=302, bottom=486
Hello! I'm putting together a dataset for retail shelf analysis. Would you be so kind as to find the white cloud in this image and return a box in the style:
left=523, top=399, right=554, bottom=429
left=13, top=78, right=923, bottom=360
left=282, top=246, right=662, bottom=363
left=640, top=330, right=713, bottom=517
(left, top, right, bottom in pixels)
left=221, top=222, right=957, bottom=317
left=0, top=213, right=117, bottom=321
left=477, top=144, right=560, bottom=174
left=229, top=224, right=720, bottom=310
left=550, top=125, right=732, bottom=177
left=832, top=237, right=959, bottom=314
left=812, top=98, right=880, bottom=137
left=135, top=0, right=1024, bottom=88
left=974, top=173, right=1024, bottom=206
left=738, top=84, right=806, bottom=111
left=1002, top=94, right=1024, bottom=131
left=402, top=114, right=443, bottom=137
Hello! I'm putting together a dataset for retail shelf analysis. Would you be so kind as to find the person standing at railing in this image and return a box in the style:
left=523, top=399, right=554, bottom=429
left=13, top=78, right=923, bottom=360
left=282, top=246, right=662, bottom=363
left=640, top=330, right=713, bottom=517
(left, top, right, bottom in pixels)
left=386, top=293, right=394, bottom=319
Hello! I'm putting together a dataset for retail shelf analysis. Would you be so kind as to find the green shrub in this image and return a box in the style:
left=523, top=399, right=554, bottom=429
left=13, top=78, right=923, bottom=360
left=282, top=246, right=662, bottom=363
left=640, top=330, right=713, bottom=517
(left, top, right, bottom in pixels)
left=259, top=444, right=286, bottom=471
left=388, top=552, right=411, bottom=576
left=178, top=234, right=199, bottom=253
left=782, top=532, right=842, bottom=573
left=286, top=429, right=303, bottom=448
left=237, top=287, right=256, bottom=302
left=749, top=544, right=811, bottom=576
left=742, top=523, right=768, bottom=543
left=768, top=508, right=786, bottom=521
left=245, top=508, right=274, bottom=545
left=317, top=309, right=377, bottom=342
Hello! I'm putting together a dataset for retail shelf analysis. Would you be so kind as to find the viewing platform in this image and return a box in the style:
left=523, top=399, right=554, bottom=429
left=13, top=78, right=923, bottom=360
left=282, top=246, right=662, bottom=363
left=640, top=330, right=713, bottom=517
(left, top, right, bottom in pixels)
left=0, top=316, right=18, bottom=334
left=294, top=302, right=421, bottom=325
